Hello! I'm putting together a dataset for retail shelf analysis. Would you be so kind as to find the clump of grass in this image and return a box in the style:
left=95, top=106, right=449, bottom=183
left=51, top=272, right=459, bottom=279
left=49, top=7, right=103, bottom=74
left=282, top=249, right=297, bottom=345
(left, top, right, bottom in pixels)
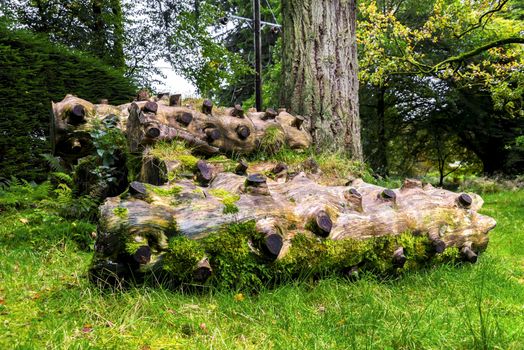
left=259, top=125, right=286, bottom=155
left=247, top=147, right=371, bottom=182
left=147, top=141, right=199, bottom=180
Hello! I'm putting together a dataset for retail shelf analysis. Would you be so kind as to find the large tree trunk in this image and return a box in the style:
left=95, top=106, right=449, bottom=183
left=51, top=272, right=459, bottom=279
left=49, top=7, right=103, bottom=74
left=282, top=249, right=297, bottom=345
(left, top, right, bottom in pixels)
left=281, top=0, right=362, bottom=160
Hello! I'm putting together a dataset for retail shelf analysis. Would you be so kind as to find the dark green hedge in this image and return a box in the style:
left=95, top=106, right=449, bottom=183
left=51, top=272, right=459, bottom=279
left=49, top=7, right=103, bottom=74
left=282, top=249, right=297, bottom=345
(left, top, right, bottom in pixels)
left=0, top=24, right=136, bottom=181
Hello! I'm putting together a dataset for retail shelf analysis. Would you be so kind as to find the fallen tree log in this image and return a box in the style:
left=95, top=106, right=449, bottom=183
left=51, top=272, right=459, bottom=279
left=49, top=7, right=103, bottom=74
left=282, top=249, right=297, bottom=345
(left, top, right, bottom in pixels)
left=89, top=173, right=496, bottom=289
left=51, top=94, right=312, bottom=168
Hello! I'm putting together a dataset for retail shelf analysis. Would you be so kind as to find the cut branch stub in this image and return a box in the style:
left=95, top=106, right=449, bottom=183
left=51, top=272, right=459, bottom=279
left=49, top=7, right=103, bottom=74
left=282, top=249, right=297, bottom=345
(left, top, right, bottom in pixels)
left=245, top=173, right=269, bottom=195
left=263, top=108, right=278, bottom=120
left=345, top=188, right=363, bottom=212
left=193, top=258, right=212, bottom=282
left=309, top=210, right=333, bottom=237
left=393, top=247, right=407, bottom=268
left=232, top=104, right=244, bottom=118
left=461, top=244, right=478, bottom=263
left=202, top=99, right=213, bottom=115
left=235, top=159, right=249, bottom=175
left=196, top=160, right=213, bottom=186
left=348, top=188, right=361, bottom=197
left=262, top=233, right=283, bottom=259
left=143, top=101, right=158, bottom=114
left=246, top=173, right=266, bottom=187
left=129, top=181, right=148, bottom=199
left=69, top=105, right=86, bottom=125
left=381, top=189, right=397, bottom=202
left=169, top=94, right=182, bottom=107
left=458, top=193, right=472, bottom=208
left=145, top=126, right=161, bottom=139
left=133, top=245, right=152, bottom=264
left=271, top=162, right=288, bottom=175
left=176, top=112, right=193, bottom=126
left=428, top=231, right=446, bottom=254
left=236, top=125, right=251, bottom=140
left=292, top=115, right=305, bottom=129
left=205, top=128, right=221, bottom=142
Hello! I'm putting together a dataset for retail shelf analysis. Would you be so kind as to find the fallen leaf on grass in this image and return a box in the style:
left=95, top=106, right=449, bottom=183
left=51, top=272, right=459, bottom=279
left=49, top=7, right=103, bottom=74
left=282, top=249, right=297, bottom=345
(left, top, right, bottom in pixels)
left=234, top=293, right=245, bottom=302
left=82, top=324, right=93, bottom=333
left=0, top=298, right=5, bottom=305
left=19, top=218, right=28, bottom=224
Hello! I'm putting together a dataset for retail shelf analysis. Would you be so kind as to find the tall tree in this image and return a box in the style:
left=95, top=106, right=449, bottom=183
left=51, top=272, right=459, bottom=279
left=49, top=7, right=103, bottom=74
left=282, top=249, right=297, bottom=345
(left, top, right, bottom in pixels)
left=280, top=0, right=362, bottom=160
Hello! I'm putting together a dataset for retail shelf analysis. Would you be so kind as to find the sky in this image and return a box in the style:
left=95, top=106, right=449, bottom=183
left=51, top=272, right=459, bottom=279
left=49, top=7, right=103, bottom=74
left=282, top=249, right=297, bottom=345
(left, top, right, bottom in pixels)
left=152, top=60, right=199, bottom=98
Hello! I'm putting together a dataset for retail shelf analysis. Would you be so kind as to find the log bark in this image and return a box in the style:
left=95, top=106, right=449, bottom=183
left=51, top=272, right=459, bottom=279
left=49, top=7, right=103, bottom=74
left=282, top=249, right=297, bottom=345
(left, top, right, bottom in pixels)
left=90, top=172, right=496, bottom=286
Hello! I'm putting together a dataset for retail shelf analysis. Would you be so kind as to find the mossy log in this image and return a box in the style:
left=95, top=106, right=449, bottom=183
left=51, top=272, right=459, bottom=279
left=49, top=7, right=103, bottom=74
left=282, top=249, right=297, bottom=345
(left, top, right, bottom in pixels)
left=126, top=101, right=312, bottom=156
left=90, top=174, right=496, bottom=288
left=51, top=94, right=312, bottom=167
left=51, top=94, right=129, bottom=167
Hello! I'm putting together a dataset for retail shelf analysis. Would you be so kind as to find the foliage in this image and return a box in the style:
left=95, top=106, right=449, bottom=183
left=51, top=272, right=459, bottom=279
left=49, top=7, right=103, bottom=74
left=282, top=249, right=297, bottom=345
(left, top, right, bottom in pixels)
left=4, top=0, right=126, bottom=69
left=0, top=23, right=135, bottom=182
left=0, top=179, right=97, bottom=249
left=358, top=0, right=524, bottom=177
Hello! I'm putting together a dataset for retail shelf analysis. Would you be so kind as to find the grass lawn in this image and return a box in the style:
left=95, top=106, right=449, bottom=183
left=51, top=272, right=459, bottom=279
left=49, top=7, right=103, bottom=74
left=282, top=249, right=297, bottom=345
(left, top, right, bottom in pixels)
left=0, top=190, right=523, bottom=349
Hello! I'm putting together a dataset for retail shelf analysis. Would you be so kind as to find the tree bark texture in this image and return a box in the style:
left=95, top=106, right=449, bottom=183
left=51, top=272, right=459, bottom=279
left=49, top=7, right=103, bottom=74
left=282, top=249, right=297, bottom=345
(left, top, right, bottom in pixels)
left=281, top=0, right=363, bottom=160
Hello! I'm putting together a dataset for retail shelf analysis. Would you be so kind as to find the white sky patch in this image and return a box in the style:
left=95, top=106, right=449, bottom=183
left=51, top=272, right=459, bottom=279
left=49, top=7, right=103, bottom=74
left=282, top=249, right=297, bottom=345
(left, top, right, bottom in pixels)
left=151, top=60, right=199, bottom=98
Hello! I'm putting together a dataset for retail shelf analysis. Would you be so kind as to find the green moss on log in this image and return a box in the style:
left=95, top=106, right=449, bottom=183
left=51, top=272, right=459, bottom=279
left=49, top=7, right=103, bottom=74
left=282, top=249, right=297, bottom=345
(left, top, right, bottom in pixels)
left=112, top=207, right=128, bottom=219
left=209, top=189, right=240, bottom=214
left=145, top=184, right=182, bottom=197
left=163, top=236, right=206, bottom=282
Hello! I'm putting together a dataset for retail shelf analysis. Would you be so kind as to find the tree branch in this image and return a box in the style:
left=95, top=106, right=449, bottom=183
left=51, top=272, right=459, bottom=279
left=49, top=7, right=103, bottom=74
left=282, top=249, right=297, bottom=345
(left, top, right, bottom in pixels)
left=433, top=37, right=524, bottom=71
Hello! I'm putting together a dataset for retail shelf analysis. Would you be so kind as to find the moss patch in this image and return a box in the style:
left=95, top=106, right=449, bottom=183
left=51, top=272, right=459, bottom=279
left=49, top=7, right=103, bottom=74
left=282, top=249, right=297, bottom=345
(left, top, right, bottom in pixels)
left=146, top=184, right=182, bottom=197
left=163, top=236, right=206, bottom=283
left=209, top=189, right=240, bottom=214
left=112, top=207, right=128, bottom=219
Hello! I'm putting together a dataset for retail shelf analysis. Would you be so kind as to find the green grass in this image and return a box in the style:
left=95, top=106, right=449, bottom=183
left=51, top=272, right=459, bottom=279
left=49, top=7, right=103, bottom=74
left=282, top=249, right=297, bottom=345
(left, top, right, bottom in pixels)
left=1, top=191, right=523, bottom=349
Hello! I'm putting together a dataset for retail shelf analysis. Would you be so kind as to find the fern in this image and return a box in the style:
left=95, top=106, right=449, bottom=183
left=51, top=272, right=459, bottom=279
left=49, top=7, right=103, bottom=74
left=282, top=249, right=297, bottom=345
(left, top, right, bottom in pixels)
left=0, top=177, right=10, bottom=190
left=50, top=172, right=73, bottom=187
left=41, top=153, right=67, bottom=173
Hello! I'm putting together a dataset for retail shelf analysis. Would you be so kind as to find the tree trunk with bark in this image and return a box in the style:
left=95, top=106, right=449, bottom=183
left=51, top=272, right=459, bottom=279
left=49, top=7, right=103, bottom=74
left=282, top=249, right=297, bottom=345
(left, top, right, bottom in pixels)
left=281, top=0, right=362, bottom=160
